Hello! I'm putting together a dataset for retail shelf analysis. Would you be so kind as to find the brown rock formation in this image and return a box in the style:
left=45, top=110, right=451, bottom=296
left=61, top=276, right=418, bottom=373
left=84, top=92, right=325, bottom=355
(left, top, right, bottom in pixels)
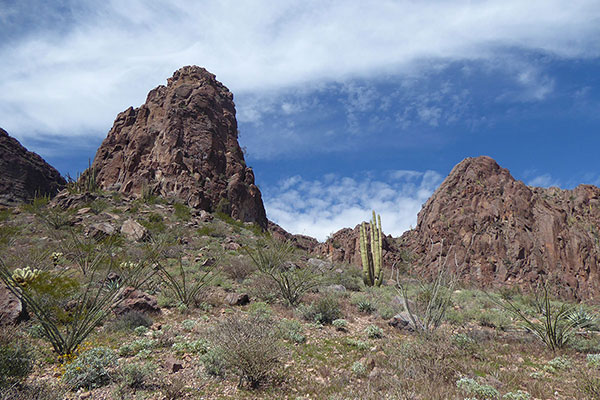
left=0, top=128, right=65, bottom=205
left=401, top=156, right=600, bottom=300
left=315, top=225, right=404, bottom=269
left=89, top=66, right=267, bottom=228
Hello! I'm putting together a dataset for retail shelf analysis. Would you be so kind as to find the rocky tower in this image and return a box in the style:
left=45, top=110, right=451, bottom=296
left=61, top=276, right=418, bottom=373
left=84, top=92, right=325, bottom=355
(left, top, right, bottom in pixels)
left=401, top=156, right=600, bottom=299
left=0, top=128, right=65, bottom=205
left=90, top=66, right=267, bottom=228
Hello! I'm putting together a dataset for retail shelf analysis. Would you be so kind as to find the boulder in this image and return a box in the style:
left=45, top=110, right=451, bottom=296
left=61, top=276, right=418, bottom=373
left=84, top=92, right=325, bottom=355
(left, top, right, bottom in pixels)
left=224, top=292, right=250, bottom=306
left=120, top=219, right=148, bottom=241
left=113, top=287, right=160, bottom=315
left=0, top=285, right=27, bottom=325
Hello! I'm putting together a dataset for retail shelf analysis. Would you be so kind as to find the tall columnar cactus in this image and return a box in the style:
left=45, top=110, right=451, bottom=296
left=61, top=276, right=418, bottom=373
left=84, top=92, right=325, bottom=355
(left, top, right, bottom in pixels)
left=359, top=211, right=383, bottom=287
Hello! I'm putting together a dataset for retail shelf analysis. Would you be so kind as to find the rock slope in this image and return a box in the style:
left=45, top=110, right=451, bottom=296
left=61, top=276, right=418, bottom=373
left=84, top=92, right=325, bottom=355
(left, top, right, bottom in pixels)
left=89, top=66, right=267, bottom=228
left=401, top=156, right=600, bottom=299
left=0, top=128, right=65, bottom=205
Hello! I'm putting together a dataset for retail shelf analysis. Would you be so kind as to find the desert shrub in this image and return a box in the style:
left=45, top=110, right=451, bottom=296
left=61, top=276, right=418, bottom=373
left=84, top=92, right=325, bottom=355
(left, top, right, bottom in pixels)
left=181, top=319, right=197, bottom=332
left=278, top=319, right=306, bottom=344
left=0, top=381, right=66, bottom=400
left=502, top=391, right=531, bottom=400
left=346, top=338, right=370, bottom=351
left=208, top=313, right=284, bottom=388
left=299, top=295, right=342, bottom=325
left=245, top=238, right=321, bottom=306
left=221, top=256, right=255, bottom=282
left=351, top=361, right=366, bottom=376
left=141, top=212, right=166, bottom=234
left=118, top=338, right=156, bottom=357
left=332, top=319, right=348, bottom=331
left=587, top=354, right=600, bottom=368
left=396, top=271, right=455, bottom=335
left=201, top=347, right=227, bottom=378
left=394, top=335, right=464, bottom=386
left=117, top=361, right=154, bottom=389
left=544, top=356, right=571, bottom=373
left=155, top=255, right=217, bottom=309
left=172, top=339, right=209, bottom=355
left=134, top=326, right=149, bottom=336
left=452, top=333, right=478, bottom=353
left=456, top=377, right=499, bottom=399
left=173, top=203, right=191, bottom=221
left=496, top=284, right=596, bottom=351
left=330, top=265, right=364, bottom=292
left=160, top=375, right=187, bottom=400
left=108, top=311, right=153, bottom=332
left=357, top=299, right=376, bottom=314
left=0, top=330, right=33, bottom=387
left=365, top=324, right=383, bottom=339
left=62, top=347, right=117, bottom=389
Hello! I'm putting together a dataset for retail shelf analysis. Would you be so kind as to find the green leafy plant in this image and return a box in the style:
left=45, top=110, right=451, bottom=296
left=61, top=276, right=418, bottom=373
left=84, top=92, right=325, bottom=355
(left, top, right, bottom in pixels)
left=456, top=377, right=499, bottom=399
left=62, top=347, right=117, bottom=390
left=299, top=294, right=342, bottom=325
left=245, top=238, right=321, bottom=306
left=365, top=324, right=383, bottom=339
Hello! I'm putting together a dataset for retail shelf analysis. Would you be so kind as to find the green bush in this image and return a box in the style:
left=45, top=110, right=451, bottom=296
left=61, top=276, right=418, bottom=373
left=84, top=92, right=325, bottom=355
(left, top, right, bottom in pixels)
left=332, top=319, right=348, bottom=331
left=278, top=319, right=306, bottom=344
left=117, top=362, right=154, bottom=389
left=62, top=347, right=117, bottom=389
left=351, top=361, right=366, bottom=376
left=365, top=324, right=383, bottom=339
left=456, top=377, right=499, bottom=399
left=299, top=295, right=342, bottom=325
left=173, top=203, right=191, bottom=221
left=502, top=391, right=531, bottom=400
left=0, top=330, right=33, bottom=387
left=172, top=339, right=209, bottom=355
left=201, top=347, right=227, bottom=378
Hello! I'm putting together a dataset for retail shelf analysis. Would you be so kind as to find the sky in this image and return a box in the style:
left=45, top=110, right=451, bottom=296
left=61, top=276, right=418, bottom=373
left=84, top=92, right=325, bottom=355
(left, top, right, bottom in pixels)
left=1, top=0, right=600, bottom=241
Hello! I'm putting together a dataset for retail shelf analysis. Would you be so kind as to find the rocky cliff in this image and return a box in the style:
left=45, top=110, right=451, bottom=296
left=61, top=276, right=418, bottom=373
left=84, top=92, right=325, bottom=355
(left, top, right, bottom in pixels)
left=89, top=66, right=267, bottom=228
left=401, top=156, right=600, bottom=299
left=314, top=156, right=600, bottom=299
left=0, top=128, right=65, bottom=205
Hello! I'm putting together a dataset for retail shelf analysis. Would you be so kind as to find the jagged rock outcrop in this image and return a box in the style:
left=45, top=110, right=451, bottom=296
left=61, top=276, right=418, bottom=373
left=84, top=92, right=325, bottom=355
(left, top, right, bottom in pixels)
left=315, top=225, right=404, bottom=269
left=268, top=221, right=320, bottom=252
left=0, top=128, right=65, bottom=205
left=401, top=156, right=600, bottom=300
left=89, top=66, right=267, bottom=228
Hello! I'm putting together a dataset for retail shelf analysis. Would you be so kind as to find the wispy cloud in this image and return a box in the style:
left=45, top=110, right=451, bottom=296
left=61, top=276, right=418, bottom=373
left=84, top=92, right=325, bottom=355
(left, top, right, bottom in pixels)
left=263, top=170, right=443, bottom=241
left=1, top=0, right=599, bottom=142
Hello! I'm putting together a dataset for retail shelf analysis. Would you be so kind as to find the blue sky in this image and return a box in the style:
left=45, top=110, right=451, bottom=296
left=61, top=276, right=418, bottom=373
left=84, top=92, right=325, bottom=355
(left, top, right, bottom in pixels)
left=1, top=0, right=600, bottom=240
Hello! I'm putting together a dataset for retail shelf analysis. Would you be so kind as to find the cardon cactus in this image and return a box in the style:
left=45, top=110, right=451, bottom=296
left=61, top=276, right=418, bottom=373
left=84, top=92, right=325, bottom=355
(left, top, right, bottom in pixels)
left=359, top=211, right=383, bottom=287
left=11, top=267, right=40, bottom=287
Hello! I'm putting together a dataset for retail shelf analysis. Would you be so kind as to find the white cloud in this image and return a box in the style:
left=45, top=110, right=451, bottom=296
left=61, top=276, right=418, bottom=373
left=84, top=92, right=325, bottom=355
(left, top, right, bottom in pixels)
left=527, top=174, right=561, bottom=188
left=1, top=0, right=599, bottom=141
left=263, top=170, right=443, bottom=241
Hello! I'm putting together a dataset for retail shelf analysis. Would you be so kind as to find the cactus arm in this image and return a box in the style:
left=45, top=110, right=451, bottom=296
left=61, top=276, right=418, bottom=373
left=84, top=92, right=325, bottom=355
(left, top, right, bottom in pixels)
left=360, top=222, right=372, bottom=286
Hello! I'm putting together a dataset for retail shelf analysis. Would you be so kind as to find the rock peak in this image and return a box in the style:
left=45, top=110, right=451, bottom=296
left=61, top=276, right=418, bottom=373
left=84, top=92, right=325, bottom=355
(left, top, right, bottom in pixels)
left=89, top=66, right=267, bottom=228
left=0, top=128, right=65, bottom=205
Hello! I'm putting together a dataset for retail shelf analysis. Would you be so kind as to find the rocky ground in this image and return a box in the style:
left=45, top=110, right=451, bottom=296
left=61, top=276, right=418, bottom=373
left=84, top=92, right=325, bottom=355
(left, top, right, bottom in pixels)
left=0, top=191, right=600, bottom=399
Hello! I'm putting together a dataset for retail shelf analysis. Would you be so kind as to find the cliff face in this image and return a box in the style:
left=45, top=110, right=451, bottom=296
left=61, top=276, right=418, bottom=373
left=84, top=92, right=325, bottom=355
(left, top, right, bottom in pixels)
left=0, top=128, right=65, bottom=205
left=90, top=66, right=267, bottom=228
left=401, top=156, right=600, bottom=299
left=313, top=156, right=600, bottom=299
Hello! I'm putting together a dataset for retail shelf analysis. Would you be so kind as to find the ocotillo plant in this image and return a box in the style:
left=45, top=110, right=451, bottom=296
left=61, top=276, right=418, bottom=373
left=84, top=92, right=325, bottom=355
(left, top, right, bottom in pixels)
left=359, top=211, right=383, bottom=287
